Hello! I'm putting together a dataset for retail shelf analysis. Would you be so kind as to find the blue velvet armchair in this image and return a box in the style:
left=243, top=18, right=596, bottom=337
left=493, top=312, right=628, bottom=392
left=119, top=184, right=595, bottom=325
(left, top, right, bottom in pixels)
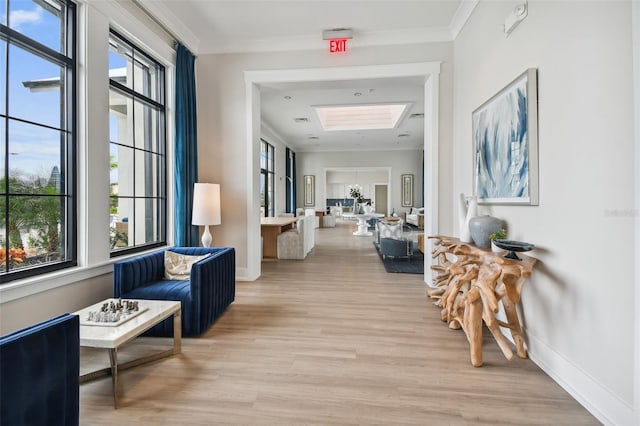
left=0, top=313, right=79, bottom=426
left=113, top=247, right=235, bottom=337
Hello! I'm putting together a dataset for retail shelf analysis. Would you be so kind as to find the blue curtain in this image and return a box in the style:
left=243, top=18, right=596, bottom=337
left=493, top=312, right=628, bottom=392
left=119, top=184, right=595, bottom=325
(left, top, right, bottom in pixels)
left=174, top=43, right=200, bottom=246
left=291, top=151, right=297, bottom=210
left=285, top=148, right=297, bottom=213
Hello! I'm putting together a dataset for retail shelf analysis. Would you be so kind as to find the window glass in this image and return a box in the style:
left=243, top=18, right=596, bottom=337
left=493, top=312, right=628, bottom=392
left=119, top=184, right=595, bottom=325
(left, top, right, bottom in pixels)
left=0, top=0, right=75, bottom=282
left=109, top=31, right=166, bottom=255
left=8, top=120, right=62, bottom=191
left=8, top=0, right=62, bottom=53
left=8, top=44, right=62, bottom=129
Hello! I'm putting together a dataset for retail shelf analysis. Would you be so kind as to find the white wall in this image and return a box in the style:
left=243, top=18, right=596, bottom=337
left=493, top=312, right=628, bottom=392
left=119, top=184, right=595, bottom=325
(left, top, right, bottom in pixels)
left=453, top=1, right=636, bottom=424
left=197, top=42, right=454, bottom=277
left=298, top=150, right=423, bottom=214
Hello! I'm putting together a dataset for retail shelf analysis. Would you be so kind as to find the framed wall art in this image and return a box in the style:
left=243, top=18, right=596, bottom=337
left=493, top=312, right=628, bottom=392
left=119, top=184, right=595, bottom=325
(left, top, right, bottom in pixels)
left=473, top=68, right=539, bottom=205
left=303, top=175, right=315, bottom=207
left=401, top=174, right=413, bottom=207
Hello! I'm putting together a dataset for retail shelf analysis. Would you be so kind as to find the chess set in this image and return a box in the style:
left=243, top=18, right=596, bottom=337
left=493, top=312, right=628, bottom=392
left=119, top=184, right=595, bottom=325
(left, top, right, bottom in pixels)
left=81, top=298, right=148, bottom=327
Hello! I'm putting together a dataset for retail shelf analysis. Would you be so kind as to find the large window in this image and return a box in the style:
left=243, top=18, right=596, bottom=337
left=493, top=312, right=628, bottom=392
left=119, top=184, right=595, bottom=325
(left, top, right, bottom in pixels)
left=108, top=31, right=166, bottom=255
left=0, top=0, right=76, bottom=282
left=260, top=139, right=274, bottom=217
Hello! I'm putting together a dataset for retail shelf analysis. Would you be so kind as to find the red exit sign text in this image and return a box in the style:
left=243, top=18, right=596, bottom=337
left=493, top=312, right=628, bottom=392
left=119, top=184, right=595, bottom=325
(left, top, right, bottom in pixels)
left=329, top=38, right=347, bottom=53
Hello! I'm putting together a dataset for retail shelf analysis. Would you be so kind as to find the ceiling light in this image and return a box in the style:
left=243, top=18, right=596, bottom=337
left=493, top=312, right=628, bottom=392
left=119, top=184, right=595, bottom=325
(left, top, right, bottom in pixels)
left=293, top=117, right=309, bottom=123
left=314, top=103, right=409, bottom=131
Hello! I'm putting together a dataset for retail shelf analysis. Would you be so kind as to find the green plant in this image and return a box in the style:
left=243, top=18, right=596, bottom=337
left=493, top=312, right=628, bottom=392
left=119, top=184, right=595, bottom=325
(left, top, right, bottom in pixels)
left=489, top=228, right=507, bottom=240
left=349, top=187, right=364, bottom=203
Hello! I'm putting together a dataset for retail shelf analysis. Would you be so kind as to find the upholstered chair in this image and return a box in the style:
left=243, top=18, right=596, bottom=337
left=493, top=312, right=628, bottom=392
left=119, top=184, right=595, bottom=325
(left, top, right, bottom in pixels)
left=1, top=313, right=80, bottom=426
left=323, top=209, right=337, bottom=227
left=277, top=215, right=307, bottom=259
left=304, top=208, right=320, bottom=228
left=376, top=220, right=412, bottom=260
left=113, top=247, right=236, bottom=336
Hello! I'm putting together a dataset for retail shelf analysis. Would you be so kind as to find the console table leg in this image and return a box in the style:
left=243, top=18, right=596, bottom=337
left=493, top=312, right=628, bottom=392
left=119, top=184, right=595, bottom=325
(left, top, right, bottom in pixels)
left=467, top=290, right=484, bottom=367
left=108, top=348, right=118, bottom=408
left=502, top=297, right=528, bottom=358
left=173, top=310, right=182, bottom=354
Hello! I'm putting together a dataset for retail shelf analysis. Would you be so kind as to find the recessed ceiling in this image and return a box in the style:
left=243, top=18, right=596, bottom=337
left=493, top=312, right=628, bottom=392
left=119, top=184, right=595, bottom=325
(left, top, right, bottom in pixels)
left=260, top=77, right=424, bottom=152
left=315, top=103, right=409, bottom=132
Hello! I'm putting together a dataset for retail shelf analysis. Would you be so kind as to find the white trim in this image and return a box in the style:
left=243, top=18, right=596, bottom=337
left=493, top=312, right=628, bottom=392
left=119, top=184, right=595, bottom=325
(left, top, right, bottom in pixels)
left=87, top=0, right=175, bottom=65
left=0, top=264, right=112, bottom=304
left=632, top=1, right=640, bottom=424
left=424, top=73, right=439, bottom=286
left=136, top=0, right=200, bottom=53
left=245, top=62, right=441, bottom=280
left=527, top=333, right=635, bottom=426
left=449, top=0, right=480, bottom=40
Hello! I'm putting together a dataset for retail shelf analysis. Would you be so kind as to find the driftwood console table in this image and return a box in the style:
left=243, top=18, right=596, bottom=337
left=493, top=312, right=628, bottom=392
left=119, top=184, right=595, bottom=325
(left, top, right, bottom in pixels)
left=428, top=235, right=536, bottom=367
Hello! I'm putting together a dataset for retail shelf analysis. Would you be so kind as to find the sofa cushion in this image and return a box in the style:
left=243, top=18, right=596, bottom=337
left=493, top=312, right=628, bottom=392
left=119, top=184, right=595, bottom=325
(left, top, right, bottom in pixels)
left=164, top=251, right=210, bottom=280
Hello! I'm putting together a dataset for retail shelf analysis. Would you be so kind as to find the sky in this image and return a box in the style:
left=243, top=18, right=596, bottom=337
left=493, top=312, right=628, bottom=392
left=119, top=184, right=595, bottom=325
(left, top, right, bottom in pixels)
left=1, top=1, right=64, bottom=182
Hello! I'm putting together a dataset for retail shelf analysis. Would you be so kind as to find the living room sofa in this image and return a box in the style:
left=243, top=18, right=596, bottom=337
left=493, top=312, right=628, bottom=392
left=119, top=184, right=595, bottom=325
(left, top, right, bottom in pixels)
left=406, top=207, right=425, bottom=229
left=0, top=313, right=80, bottom=426
left=113, top=247, right=235, bottom=337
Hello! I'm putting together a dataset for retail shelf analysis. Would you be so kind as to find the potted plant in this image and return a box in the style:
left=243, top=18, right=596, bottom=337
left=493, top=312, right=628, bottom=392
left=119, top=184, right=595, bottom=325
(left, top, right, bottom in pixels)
left=489, top=228, right=507, bottom=253
left=349, top=187, right=365, bottom=213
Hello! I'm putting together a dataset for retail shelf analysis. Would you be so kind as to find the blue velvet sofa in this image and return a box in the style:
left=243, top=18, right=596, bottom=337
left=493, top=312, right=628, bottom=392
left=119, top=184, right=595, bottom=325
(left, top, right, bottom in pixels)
left=0, top=313, right=79, bottom=426
left=113, top=247, right=235, bottom=337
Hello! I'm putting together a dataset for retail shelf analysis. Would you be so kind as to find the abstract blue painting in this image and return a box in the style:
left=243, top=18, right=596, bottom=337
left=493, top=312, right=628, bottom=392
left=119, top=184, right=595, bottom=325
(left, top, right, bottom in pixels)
left=473, top=68, right=538, bottom=205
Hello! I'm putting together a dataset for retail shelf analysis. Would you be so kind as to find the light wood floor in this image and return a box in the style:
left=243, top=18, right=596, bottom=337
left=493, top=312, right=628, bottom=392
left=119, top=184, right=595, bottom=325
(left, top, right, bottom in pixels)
left=80, top=220, right=599, bottom=425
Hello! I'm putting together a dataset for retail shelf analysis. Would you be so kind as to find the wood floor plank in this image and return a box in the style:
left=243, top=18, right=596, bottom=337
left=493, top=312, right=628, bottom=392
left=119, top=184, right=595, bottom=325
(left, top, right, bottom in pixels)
left=79, top=219, right=599, bottom=425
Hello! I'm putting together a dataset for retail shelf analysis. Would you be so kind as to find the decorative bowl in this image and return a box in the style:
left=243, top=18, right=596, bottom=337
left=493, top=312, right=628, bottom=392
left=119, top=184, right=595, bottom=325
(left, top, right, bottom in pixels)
left=492, top=239, right=535, bottom=260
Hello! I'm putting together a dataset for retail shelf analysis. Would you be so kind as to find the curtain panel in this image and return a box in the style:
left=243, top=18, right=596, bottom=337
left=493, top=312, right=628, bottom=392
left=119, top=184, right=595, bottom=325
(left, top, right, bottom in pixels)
left=174, top=43, right=200, bottom=246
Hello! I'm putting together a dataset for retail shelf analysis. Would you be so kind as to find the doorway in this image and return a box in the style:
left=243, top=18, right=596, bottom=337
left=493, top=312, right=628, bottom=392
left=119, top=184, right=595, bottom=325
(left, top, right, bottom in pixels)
left=374, top=184, right=388, bottom=215
left=245, top=62, right=441, bottom=283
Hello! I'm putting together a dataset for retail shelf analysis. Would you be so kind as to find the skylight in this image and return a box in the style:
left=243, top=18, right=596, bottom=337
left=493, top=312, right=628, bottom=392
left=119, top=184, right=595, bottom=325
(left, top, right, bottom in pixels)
left=314, top=103, right=408, bottom=131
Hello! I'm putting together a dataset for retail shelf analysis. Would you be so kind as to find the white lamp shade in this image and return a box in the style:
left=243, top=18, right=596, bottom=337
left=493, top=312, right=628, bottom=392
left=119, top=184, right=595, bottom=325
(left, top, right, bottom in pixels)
left=192, top=183, right=221, bottom=226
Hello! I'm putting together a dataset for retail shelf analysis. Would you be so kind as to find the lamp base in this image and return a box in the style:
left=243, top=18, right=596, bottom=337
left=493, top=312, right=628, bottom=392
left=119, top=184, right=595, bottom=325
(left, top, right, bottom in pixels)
left=201, top=225, right=213, bottom=247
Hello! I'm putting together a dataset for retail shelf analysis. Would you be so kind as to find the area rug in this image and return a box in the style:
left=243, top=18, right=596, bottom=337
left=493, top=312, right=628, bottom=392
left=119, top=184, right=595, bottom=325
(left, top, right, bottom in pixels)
left=373, top=242, right=424, bottom=274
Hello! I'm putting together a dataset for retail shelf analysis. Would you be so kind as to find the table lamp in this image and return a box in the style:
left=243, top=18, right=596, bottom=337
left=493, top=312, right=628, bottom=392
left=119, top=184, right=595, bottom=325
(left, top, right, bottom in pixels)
left=191, top=183, right=221, bottom=247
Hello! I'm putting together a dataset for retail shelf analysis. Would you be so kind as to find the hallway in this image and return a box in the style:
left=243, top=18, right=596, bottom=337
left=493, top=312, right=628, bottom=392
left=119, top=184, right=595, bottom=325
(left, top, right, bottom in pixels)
left=80, top=221, right=598, bottom=424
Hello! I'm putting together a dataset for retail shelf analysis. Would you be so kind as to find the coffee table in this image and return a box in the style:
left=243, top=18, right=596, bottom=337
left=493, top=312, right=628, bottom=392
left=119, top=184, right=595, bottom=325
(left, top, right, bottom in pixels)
left=76, top=298, right=181, bottom=408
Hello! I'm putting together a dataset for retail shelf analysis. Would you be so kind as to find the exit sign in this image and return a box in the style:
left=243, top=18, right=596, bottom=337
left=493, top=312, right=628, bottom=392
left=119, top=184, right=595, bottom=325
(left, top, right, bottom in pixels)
left=329, top=38, right=347, bottom=53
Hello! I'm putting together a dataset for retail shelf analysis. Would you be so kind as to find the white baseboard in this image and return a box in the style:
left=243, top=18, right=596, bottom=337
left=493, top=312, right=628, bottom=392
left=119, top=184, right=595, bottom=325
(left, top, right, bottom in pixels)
left=235, top=267, right=250, bottom=281
left=527, top=332, right=636, bottom=426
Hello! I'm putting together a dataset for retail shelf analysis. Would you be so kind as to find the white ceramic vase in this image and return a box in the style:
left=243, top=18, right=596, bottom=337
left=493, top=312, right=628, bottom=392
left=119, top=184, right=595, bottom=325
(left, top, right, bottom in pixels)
left=458, top=193, right=477, bottom=243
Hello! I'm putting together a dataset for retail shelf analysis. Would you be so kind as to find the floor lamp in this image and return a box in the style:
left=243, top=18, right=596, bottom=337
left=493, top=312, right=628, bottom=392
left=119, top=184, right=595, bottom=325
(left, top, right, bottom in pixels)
left=192, top=183, right=221, bottom=247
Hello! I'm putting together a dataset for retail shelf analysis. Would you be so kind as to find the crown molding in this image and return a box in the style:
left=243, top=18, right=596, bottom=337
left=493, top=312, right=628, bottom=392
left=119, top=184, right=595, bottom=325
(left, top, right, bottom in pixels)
left=136, top=0, right=201, bottom=54
left=135, top=0, right=478, bottom=55
left=449, top=0, right=480, bottom=39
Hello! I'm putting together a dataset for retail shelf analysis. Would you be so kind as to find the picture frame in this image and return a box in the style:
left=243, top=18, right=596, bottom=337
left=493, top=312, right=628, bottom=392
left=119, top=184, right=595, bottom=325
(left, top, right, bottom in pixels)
left=303, top=175, right=315, bottom=207
left=401, top=174, right=413, bottom=207
left=473, top=68, right=539, bottom=205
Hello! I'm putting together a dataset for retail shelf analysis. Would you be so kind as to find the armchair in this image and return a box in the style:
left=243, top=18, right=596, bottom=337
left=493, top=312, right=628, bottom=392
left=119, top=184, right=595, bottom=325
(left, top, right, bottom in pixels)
left=1, top=313, right=79, bottom=426
left=376, top=220, right=413, bottom=260
left=322, top=209, right=337, bottom=228
left=277, top=214, right=312, bottom=259
left=113, top=247, right=235, bottom=337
